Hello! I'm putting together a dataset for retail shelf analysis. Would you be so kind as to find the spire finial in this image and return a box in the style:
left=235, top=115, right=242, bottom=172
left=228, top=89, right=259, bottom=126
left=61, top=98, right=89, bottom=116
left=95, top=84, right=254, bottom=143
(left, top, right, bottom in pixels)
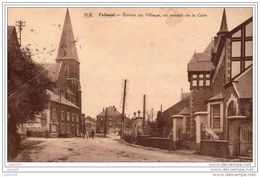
left=217, top=8, right=229, bottom=36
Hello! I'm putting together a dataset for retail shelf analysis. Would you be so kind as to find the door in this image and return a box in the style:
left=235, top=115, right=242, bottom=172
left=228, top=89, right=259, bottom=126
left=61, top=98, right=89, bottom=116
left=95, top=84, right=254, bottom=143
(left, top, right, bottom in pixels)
left=239, top=121, right=252, bottom=156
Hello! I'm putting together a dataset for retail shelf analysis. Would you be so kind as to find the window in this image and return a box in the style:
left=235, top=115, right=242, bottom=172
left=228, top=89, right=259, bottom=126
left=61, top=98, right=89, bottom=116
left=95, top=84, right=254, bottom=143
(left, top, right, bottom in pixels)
left=191, top=73, right=211, bottom=88
left=67, top=112, right=70, bottom=121
left=246, top=22, right=252, bottom=37
left=232, top=30, right=241, bottom=38
left=199, top=80, right=204, bottom=86
left=231, top=61, right=241, bottom=78
left=245, top=41, right=253, bottom=57
left=72, top=113, right=75, bottom=122
left=232, top=41, right=241, bottom=57
left=192, top=80, right=197, bottom=87
left=227, top=101, right=237, bottom=117
left=65, top=66, right=69, bottom=78
left=205, top=80, right=210, bottom=86
left=76, top=125, right=80, bottom=134
left=51, top=124, right=57, bottom=132
left=61, top=111, right=65, bottom=121
left=61, top=123, right=65, bottom=133
left=211, top=104, right=221, bottom=129
left=76, top=114, right=79, bottom=122
left=230, top=20, right=253, bottom=79
left=52, top=108, right=56, bottom=120
left=66, top=124, right=70, bottom=133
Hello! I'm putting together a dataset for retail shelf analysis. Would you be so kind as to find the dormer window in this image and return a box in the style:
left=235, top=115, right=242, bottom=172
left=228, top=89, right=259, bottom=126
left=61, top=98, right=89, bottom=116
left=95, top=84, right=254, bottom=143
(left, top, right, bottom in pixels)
left=65, top=66, right=69, bottom=78
left=190, top=73, right=211, bottom=88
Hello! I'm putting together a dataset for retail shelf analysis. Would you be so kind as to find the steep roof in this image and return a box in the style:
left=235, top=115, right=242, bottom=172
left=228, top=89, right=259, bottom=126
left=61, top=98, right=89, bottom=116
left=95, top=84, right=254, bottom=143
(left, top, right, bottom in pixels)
left=163, top=95, right=190, bottom=118
left=56, top=9, right=79, bottom=61
left=85, top=116, right=96, bottom=123
left=42, top=63, right=61, bottom=82
left=47, top=89, right=79, bottom=109
left=187, top=41, right=215, bottom=72
left=97, top=106, right=122, bottom=117
left=8, top=26, right=16, bottom=41
left=177, top=107, right=191, bottom=115
left=233, top=66, right=252, bottom=99
left=207, top=92, right=224, bottom=102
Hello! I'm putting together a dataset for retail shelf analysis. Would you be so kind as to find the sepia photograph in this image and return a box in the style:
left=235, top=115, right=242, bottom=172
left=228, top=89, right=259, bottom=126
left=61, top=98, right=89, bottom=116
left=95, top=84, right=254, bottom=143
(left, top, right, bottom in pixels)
left=5, top=5, right=254, bottom=167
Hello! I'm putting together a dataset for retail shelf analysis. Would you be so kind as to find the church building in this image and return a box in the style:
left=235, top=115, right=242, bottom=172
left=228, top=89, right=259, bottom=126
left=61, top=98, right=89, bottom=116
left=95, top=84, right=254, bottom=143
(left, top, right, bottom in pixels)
left=26, top=9, right=84, bottom=137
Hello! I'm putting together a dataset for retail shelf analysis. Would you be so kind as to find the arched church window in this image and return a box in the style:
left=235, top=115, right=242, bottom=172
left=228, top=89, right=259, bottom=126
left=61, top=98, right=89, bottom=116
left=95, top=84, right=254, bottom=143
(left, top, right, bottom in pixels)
left=227, top=101, right=237, bottom=117
left=65, top=66, right=69, bottom=78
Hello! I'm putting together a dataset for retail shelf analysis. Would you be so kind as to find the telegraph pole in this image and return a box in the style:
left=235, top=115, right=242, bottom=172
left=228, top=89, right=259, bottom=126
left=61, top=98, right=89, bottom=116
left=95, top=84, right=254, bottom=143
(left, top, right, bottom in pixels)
left=104, top=107, right=108, bottom=137
left=121, top=79, right=127, bottom=139
left=143, top=94, right=146, bottom=127
left=15, top=20, right=26, bottom=46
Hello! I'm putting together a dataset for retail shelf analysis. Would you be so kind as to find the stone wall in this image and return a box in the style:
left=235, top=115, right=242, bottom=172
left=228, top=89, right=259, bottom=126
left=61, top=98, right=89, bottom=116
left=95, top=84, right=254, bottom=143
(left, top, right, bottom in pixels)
left=200, top=140, right=230, bottom=158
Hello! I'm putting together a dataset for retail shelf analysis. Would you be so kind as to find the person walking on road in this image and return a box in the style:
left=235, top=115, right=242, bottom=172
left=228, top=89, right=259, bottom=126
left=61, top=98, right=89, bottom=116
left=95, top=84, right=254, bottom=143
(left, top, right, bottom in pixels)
left=82, top=131, right=85, bottom=139
left=85, top=130, right=89, bottom=139
left=90, top=130, right=95, bottom=139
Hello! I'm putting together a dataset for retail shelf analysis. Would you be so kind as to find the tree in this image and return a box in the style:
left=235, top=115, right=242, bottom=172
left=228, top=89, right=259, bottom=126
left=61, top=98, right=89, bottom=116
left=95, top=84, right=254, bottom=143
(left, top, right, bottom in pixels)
left=8, top=47, right=51, bottom=159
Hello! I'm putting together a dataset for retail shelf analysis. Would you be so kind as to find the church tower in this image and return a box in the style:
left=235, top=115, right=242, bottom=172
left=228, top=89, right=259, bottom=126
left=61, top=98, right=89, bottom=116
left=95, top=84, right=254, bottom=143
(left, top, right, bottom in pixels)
left=56, top=9, right=82, bottom=110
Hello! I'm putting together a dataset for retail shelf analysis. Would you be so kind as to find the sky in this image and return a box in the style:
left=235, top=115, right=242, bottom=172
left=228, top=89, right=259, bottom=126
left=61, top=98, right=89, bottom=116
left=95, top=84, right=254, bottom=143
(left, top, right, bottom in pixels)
left=8, top=7, right=252, bottom=118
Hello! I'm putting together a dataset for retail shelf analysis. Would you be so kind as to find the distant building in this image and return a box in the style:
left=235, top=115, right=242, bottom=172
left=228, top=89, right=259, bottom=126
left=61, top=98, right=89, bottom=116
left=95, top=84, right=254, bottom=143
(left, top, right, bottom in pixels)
left=162, top=92, right=190, bottom=144
left=25, top=9, right=84, bottom=137
left=96, top=106, right=130, bottom=134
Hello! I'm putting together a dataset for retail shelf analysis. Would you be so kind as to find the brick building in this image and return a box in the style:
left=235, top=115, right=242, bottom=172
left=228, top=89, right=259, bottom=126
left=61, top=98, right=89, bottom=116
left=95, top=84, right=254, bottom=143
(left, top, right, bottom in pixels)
left=164, top=9, right=252, bottom=158
left=96, top=106, right=130, bottom=134
left=188, top=9, right=252, bottom=157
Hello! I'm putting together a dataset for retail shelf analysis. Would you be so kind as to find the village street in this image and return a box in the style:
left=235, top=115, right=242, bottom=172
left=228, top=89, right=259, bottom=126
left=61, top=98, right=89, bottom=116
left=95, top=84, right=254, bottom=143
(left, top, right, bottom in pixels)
left=13, top=135, right=232, bottom=162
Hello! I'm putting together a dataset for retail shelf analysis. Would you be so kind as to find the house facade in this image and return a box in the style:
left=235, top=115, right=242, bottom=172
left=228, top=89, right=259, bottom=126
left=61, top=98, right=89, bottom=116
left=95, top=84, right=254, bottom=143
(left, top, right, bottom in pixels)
left=188, top=9, right=252, bottom=157
left=96, top=106, right=130, bottom=134
left=164, top=9, right=252, bottom=158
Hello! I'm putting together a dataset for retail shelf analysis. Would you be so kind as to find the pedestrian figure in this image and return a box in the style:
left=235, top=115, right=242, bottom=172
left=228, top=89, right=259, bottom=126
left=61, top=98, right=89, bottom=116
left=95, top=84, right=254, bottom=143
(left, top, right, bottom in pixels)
left=90, top=130, right=95, bottom=139
left=82, top=131, right=85, bottom=139
left=85, top=130, right=89, bottom=139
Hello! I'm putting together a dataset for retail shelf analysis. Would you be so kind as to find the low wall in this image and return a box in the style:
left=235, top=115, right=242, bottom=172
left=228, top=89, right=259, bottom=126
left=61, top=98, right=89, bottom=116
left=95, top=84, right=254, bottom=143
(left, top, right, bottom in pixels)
left=136, top=135, right=150, bottom=147
left=148, top=137, right=173, bottom=150
left=136, top=136, right=174, bottom=151
left=200, top=140, right=230, bottom=158
left=29, top=131, right=46, bottom=137
left=124, top=135, right=174, bottom=151
left=124, top=135, right=134, bottom=144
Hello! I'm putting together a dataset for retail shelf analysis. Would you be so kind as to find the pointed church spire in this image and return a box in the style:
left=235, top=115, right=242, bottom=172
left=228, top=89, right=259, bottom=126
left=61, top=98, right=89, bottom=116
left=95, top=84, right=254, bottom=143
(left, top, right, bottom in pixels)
left=56, top=8, right=79, bottom=62
left=217, top=8, right=229, bottom=36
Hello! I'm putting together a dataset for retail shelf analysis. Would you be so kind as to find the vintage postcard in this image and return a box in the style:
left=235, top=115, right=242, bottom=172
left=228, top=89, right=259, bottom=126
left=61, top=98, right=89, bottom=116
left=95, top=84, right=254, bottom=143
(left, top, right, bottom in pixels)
left=1, top=1, right=258, bottom=176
